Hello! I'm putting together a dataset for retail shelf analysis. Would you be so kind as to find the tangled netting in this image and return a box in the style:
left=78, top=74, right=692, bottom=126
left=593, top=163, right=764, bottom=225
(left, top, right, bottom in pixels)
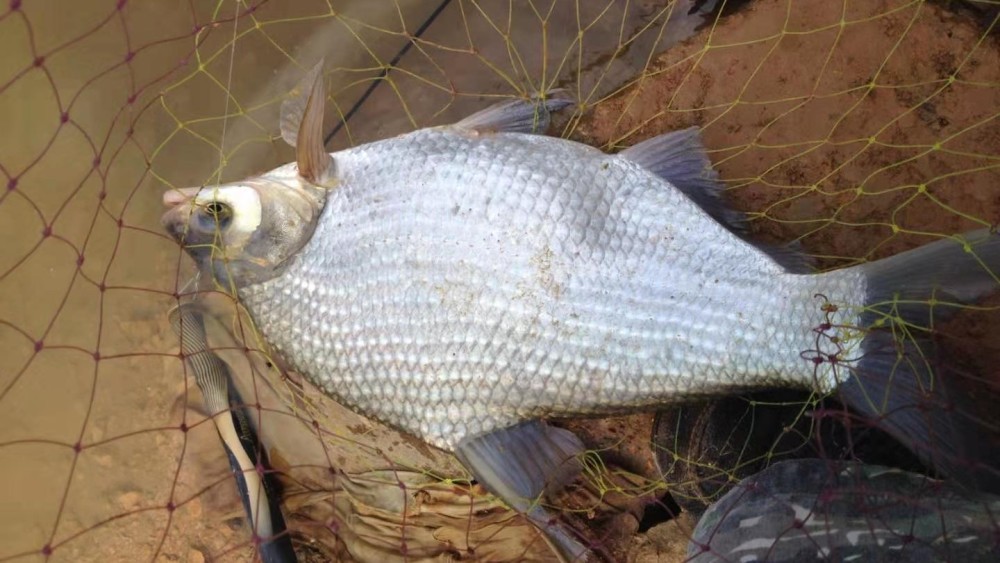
left=1, top=1, right=998, bottom=561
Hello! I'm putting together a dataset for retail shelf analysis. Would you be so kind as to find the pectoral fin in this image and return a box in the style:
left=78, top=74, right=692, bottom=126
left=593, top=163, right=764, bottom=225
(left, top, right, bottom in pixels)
left=279, top=62, right=323, bottom=148
left=169, top=304, right=298, bottom=562
left=456, top=420, right=593, bottom=562
left=280, top=60, right=335, bottom=186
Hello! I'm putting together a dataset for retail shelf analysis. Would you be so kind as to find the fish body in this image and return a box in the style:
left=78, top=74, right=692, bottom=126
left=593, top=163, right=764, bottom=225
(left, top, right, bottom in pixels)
left=162, top=64, right=1000, bottom=561
left=236, top=127, right=857, bottom=450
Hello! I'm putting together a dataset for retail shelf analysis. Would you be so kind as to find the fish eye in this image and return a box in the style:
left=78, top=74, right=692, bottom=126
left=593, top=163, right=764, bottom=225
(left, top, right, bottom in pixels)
left=199, top=200, right=233, bottom=230
left=204, top=201, right=231, bottom=218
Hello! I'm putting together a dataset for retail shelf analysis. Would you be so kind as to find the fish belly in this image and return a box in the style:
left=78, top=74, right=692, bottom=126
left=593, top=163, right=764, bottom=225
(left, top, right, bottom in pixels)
left=239, top=129, right=863, bottom=450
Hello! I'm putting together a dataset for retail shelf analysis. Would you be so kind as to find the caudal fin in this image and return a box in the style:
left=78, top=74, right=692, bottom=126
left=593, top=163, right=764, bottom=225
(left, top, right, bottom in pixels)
left=837, top=229, right=1000, bottom=491
left=859, top=228, right=1000, bottom=328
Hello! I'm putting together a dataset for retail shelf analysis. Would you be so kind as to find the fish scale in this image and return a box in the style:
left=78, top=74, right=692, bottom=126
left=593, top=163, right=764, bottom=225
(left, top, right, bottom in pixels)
left=238, top=127, right=855, bottom=450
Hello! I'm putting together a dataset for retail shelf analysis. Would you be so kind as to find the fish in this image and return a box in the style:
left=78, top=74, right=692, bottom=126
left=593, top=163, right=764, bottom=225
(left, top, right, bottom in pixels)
left=687, top=458, right=1000, bottom=562
left=161, top=61, right=1000, bottom=561
left=169, top=303, right=297, bottom=563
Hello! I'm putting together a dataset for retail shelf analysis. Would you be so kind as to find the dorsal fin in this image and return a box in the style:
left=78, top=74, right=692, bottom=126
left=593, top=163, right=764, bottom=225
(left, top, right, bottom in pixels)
left=755, top=239, right=816, bottom=273
left=620, top=127, right=815, bottom=273
left=451, top=90, right=574, bottom=135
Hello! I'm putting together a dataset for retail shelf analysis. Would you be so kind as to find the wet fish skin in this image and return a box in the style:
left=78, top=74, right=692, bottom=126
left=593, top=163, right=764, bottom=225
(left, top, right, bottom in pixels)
left=234, top=126, right=858, bottom=451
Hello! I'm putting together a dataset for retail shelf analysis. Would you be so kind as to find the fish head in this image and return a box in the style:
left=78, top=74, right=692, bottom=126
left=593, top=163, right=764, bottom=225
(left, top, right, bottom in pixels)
left=161, top=176, right=325, bottom=289
left=161, top=59, right=335, bottom=290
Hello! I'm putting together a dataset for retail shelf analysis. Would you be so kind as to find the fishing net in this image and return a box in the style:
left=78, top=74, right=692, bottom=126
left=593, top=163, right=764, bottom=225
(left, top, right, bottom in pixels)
left=2, top=0, right=999, bottom=561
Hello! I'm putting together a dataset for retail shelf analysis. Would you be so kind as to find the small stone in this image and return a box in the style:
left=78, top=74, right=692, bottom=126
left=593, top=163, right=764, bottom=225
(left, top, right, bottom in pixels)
left=186, top=497, right=203, bottom=519
left=93, top=454, right=114, bottom=468
left=646, top=513, right=696, bottom=558
left=225, top=516, right=245, bottom=531
left=117, top=491, right=141, bottom=510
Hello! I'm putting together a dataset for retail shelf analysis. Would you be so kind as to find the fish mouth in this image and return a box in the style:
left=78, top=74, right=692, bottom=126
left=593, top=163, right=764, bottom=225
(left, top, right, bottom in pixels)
left=160, top=209, right=185, bottom=241
left=162, top=187, right=201, bottom=207
left=160, top=188, right=201, bottom=239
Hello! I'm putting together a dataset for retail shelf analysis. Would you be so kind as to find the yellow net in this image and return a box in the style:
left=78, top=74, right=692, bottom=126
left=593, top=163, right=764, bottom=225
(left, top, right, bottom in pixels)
left=1, top=0, right=998, bottom=561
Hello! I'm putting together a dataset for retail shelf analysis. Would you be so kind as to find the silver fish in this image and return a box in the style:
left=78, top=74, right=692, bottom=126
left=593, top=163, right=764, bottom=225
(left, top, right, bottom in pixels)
left=162, top=62, right=1000, bottom=561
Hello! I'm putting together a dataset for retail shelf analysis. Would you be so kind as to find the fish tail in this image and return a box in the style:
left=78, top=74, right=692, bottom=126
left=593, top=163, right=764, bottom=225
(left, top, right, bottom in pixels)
left=834, top=228, right=1000, bottom=491
left=859, top=228, right=1000, bottom=327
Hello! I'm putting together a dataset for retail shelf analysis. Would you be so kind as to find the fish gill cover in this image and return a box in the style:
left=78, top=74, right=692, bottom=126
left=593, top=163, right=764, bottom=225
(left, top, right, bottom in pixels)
left=0, top=0, right=999, bottom=561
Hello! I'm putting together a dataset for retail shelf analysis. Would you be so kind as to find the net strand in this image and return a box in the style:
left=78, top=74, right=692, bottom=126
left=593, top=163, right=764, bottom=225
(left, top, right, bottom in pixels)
left=1, top=1, right=998, bottom=561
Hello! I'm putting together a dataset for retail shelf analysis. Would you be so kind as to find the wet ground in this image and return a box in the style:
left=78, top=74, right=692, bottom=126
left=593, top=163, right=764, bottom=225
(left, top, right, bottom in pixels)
left=0, top=0, right=998, bottom=562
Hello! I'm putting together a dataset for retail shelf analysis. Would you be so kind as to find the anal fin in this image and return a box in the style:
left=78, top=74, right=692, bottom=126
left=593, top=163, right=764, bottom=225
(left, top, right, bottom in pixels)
left=621, top=127, right=818, bottom=273
left=456, top=420, right=593, bottom=562
left=620, top=127, right=744, bottom=231
left=451, top=91, right=574, bottom=135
